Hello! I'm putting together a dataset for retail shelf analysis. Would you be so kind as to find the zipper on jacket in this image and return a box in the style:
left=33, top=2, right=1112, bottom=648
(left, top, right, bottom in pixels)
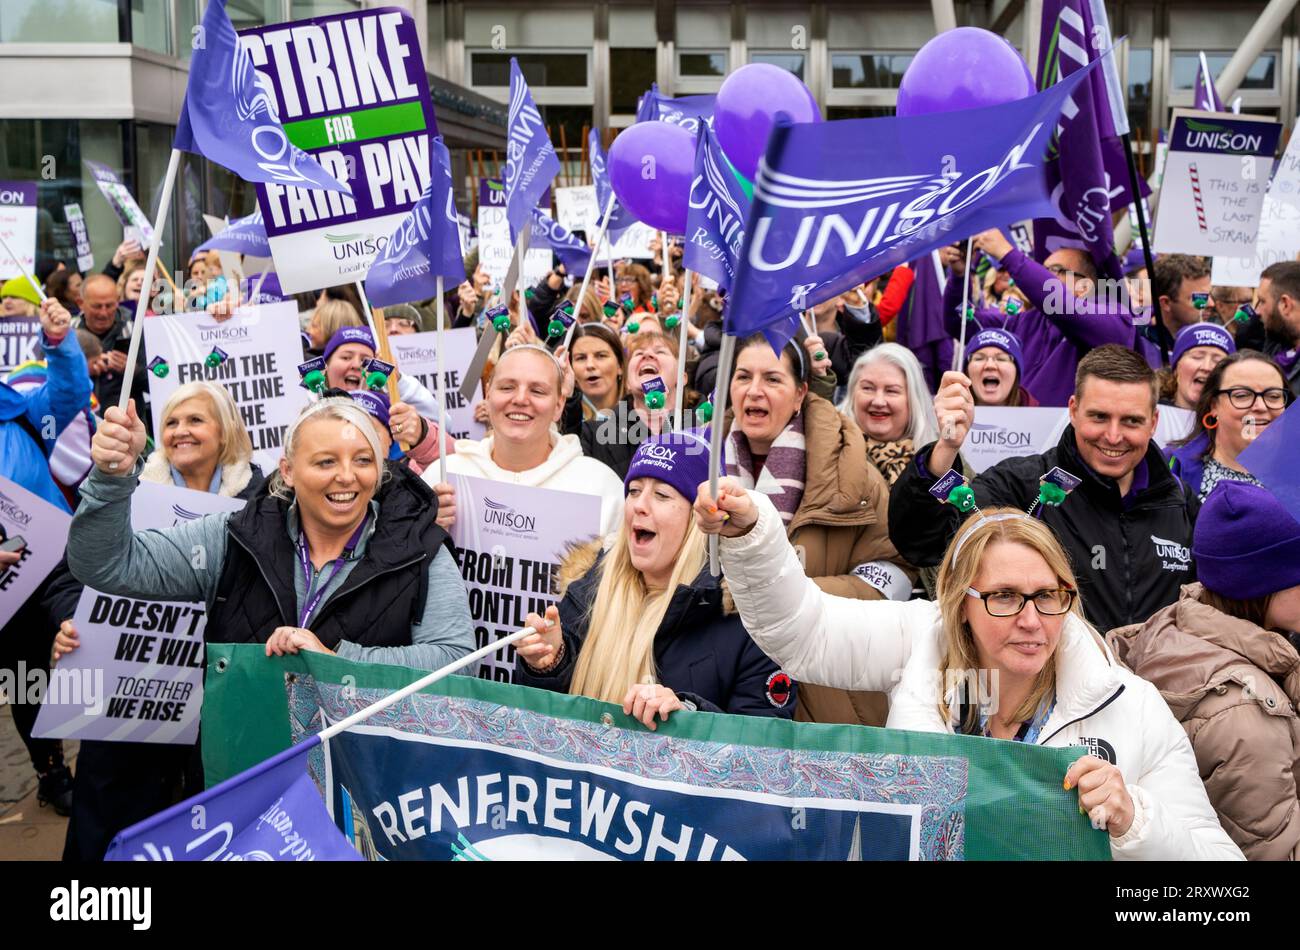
left=1038, top=684, right=1126, bottom=745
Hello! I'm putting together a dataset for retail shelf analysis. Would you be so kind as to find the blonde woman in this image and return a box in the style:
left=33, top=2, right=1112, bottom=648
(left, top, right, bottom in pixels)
left=516, top=432, right=794, bottom=728
left=140, top=381, right=262, bottom=497
left=306, top=298, right=364, bottom=355
left=695, top=483, right=1243, bottom=860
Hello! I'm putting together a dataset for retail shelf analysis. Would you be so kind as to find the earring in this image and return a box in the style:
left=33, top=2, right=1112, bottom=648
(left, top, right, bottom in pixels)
left=1202, top=412, right=1218, bottom=430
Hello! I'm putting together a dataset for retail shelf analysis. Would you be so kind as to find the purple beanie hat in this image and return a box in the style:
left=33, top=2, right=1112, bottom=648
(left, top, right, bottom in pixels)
left=324, top=325, right=376, bottom=362
left=349, top=389, right=391, bottom=428
left=965, top=327, right=1024, bottom=375
left=1193, top=481, right=1300, bottom=600
left=624, top=430, right=711, bottom=503
left=1172, top=322, right=1235, bottom=367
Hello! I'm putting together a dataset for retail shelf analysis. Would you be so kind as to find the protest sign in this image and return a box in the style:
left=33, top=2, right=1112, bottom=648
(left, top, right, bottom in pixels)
left=964, top=407, right=1069, bottom=474
left=476, top=183, right=550, bottom=292
left=202, top=644, right=1111, bottom=861
left=1153, top=405, right=1195, bottom=447
left=0, top=316, right=41, bottom=372
left=1152, top=110, right=1281, bottom=259
left=64, top=203, right=95, bottom=272
left=239, top=8, right=438, bottom=294
left=0, top=181, right=37, bottom=280
left=32, top=483, right=243, bottom=745
left=0, top=475, right=72, bottom=629
left=606, top=220, right=656, bottom=261
left=555, top=184, right=598, bottom=234
left=84, top=160, right=156, bottom=245
left=1211, top=124, right=1300, bottom=287
left=142, top=301, right=310, bottom=471
left=386, top=329, right=485, bottom=440
left=448, top=476, right=601, bottom=683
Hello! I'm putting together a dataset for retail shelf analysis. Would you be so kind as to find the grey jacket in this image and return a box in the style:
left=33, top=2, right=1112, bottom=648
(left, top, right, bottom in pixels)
left=68, top=461, right=477, bottom=673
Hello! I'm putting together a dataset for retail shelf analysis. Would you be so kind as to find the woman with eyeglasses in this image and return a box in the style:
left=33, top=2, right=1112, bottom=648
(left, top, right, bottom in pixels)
left=962, top=328, right=1038, bottom=407
left=695, top=483, right=1243, bottom=860
left=1169, top=351, right=1292, bottom=501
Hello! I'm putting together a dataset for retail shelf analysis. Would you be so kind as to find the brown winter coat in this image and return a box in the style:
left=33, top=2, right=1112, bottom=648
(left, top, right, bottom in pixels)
left=784, top=393, right=913, bottom=727
left=1108, top=584, right=1300, bottom=860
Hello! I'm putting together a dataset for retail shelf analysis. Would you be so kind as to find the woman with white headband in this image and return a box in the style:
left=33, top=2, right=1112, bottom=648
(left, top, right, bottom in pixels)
left=695, top=482, right=1242, bottom=860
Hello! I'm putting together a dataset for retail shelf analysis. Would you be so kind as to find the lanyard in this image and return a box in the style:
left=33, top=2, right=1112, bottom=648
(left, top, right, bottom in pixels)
left=296, top=513, right=370, bottom=628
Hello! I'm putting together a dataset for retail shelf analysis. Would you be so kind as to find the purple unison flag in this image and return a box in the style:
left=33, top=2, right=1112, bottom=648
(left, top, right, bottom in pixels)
left=1034, top=1, right=1132, bottom=278
left=505, top=58, right=561, bottom=240
left=529, top=207, right=592, bottom=277
left=365, top=137, right=464, bottom=308
left=588, top=128, right=638, bottom=239
left=173, top=0, right=350, bottom=196
left=1195, top=52, right=1226, bottom=112
left=636, top=82, right=717, bottom=135
left=725, top=61, right=1101, bottom=354
left=684, top=124, right=750, bottom=291
left=1239, top=400, right=1300, bottom=528
left=105, top=735, right=360, bottom=861
left=196, top=209, right=270, bottom=257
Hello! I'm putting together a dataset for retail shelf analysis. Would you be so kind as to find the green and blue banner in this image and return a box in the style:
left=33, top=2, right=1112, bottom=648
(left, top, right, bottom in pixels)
left=200, top=644, right=1110, bottom=861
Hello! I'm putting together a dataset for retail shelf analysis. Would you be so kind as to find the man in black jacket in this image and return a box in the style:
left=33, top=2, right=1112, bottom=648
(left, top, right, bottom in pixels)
left=889, top=345, right=1199, bottom=633
left=74, top=274, right=149, bottom=421
left=1256, top=261, right=1300, bottom=398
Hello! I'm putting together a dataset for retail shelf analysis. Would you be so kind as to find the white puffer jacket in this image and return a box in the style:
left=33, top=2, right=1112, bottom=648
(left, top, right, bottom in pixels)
left=721, top=491, right=1243, bottom=861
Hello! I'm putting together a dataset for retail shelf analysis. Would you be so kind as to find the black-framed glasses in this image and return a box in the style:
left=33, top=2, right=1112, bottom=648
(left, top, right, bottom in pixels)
left=1215, top=386, right=1291, bottom=410
left=966, top=587, right=1076, bottom=617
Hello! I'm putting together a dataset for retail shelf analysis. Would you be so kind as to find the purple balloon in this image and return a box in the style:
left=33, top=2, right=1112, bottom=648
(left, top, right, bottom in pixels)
left=896, top=28, right=1036, bottom=118
left=715, top=63, right=822, bottom=179
left=608, top=121, right=696, bottom=234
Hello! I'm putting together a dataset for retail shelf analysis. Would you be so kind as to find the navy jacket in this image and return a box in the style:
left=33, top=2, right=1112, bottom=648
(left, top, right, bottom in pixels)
left=517, top=547, right=796, bottom=718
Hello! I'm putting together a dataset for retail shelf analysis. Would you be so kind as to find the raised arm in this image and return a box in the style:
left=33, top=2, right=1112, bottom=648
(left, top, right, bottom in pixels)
left=697, top=484, right=917, bottom=692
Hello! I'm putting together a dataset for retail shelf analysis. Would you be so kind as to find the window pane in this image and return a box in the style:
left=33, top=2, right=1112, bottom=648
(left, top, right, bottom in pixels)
left=827, top=106, right=896, bottom=120
left=538, top=105, right=591, bottom=188
left=226, top=0, right=280, bottom=30
left=750, top=52, right=804, bottom=80
left=0, top=0, right=119, bottom=42
left=1128, top=48, right=1153, bottom=133
left=831, top=53, right=914, bottom=89
left=290, top=0, right=361, bottom=18
left=1171, top=52, right=1276, bottom=92
left=471, top=52, right=588, bottom=87
left=610, top=48, right=658, bottom=114
left=0, top=118, right=125, bottom=274
left=131, top=0, right=171, bottom=55
left=680, top=52, right=727, bottom=78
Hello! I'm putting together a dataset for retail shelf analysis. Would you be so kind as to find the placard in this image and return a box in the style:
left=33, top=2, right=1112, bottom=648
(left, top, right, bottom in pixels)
left=0, top=475, right=72, bottom=629
left=241, top=7, right=438, bottom=294
left=386, top=329, right=485, bottom=441
left=64, top=203, right=95, bottom=273
left=0, top=181, right=38, bottom=280
left=1152, top=110, right=1281, bottom=258
left=142, top=301, right=311, bottom=471
left=1211, top=122, right=1300, bottom=287
left=0, top=316, right=41, bottom=372
left=964, top=407, right=1069, bottom=474
left=84, top=160, right=155, bottom=245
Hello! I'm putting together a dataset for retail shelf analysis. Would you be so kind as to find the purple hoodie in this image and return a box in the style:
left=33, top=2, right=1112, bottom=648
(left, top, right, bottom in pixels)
left=943, top=249, right=1150, bottom=405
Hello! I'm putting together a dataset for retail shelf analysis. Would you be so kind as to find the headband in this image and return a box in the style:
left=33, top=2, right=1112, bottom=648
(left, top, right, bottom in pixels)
left=950, top=512, right=1033, bottom=568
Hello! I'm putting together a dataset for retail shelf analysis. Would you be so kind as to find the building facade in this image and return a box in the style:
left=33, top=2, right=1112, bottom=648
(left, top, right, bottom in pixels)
left=0, top=0, right=1295, bottom=271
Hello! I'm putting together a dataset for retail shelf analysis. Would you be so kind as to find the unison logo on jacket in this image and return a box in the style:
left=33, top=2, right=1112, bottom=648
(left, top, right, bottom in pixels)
left=1151, top=535, right=1191, bottom=572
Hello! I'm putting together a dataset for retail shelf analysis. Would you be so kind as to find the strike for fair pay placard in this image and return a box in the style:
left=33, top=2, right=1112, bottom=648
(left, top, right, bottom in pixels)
left=239, top=8, right=438, bottom=294
left=386, top=329, right=485, bottom=441
left=142, top=301, right=310, bottom=472
left=448, top=476, right=601, bottom=683
left=1153, top=110, right=1281, bottom=258
left=32, top=483, right=244, bottom=745
left=0, top=475, right=71, bottom=629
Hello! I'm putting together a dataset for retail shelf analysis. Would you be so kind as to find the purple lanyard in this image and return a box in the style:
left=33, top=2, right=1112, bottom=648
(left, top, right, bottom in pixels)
left=296, top=514, right=370, bottom=628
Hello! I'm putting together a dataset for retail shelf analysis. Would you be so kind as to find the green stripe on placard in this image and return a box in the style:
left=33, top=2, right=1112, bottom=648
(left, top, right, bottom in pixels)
left=282, top=100, right=427, bottom=150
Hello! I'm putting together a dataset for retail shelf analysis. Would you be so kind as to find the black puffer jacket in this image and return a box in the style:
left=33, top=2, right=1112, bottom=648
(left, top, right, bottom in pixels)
left=516, top=541, right=796, bottom=718
left=578, top=397, right=700, bottom=480
left=888, top=425, right=1200, bottom=633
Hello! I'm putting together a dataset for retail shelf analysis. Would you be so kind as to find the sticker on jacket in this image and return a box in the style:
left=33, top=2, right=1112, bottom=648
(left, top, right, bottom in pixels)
left=765, top=671, right=793, bottom=708
left=1076, top=736, right=1117, bottom=765
left=852, top=560, right=912, bottom=601
left=1151, top=535, right=1191, bottom=573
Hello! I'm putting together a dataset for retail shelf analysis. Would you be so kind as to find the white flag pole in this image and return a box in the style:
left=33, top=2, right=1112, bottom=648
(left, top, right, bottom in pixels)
left=674, top=267, right=692, bottom=431
left=353, top=280, right=383, bottom=346
left=435, top=275, right=449, bottom=485
left=318, top=625, right=536, bottom=741
left=951, top=237, right=975, bottom=375
left=706, top=333, right=736, bottom=577
left=0, top=232, right=47, bottom=303
left=563, top=191, right=617, bottom=350
left=660, top=231, right=670, bottom=286
left=118, top=147, right=181, bottom=412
